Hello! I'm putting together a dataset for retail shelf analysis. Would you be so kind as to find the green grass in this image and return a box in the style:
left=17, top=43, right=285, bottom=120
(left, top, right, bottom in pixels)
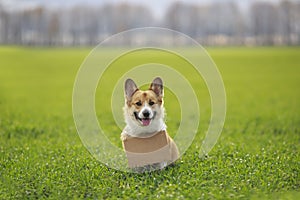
left=0, top=46, right=299, bottom=199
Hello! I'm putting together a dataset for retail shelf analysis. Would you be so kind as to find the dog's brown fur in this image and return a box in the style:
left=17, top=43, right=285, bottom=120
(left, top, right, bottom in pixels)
left=122, top=77, right=179, bottom=165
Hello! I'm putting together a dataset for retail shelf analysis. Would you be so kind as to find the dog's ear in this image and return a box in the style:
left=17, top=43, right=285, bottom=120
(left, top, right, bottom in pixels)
left=125, top=78, right=138, bottom=100
left=150, top=77, right=163, bottom=97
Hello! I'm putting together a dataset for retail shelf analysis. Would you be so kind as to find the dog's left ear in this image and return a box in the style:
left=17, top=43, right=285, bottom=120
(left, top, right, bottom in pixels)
left=125, top=78, right=138, bottom=100
left=150, top=77, right=163, bottom=97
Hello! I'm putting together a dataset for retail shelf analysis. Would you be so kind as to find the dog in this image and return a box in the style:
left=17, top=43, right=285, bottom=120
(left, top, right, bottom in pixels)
left=121, top=77, right=179, bottom=170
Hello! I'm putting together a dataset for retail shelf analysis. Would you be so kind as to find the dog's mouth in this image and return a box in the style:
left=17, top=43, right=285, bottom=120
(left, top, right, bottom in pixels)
left=134, top=112, right=156, bottom=126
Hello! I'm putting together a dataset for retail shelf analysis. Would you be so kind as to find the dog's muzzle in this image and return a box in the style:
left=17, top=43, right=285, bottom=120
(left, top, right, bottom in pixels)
left=134, top=111, right=156, bottom=126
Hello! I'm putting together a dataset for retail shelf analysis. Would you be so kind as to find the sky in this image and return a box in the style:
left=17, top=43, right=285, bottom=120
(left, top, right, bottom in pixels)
left=0, top=0, right=296, bottom=19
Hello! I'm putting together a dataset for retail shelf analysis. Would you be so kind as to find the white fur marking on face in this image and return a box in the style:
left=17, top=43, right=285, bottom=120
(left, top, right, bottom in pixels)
left=137, top=104, right=155, bottom=126
left=139, top=105, right=154, bottom=119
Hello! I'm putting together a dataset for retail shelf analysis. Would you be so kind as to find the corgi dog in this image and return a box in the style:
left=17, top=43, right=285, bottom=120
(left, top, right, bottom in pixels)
left=121, top=77, right=179, bottom=168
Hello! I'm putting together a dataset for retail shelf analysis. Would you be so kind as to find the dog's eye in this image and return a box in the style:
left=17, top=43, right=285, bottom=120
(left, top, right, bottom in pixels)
left=149, top=101, right=155, bottom=106
left=135, top=101, right=142, bottom=106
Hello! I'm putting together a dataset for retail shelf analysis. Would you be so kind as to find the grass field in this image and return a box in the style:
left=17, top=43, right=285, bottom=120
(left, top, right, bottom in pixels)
left=0, top=46, right=299, bottom=199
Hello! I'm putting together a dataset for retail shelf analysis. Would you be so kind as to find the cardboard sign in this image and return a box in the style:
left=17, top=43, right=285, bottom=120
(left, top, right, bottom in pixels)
left=122, top=131, right=172, bottom=168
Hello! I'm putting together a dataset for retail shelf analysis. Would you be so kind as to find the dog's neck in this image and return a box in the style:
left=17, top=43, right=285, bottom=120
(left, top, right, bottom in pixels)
left=123, top=118, right=166, bottom=137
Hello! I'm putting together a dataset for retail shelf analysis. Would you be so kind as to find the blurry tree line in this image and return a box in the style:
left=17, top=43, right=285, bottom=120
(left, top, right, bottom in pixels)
left=0, top=1, right=299, bottom=46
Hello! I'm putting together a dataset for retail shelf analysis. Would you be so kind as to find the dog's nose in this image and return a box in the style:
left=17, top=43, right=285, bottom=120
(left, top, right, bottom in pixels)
left=142, top=110, right=150, bottom=118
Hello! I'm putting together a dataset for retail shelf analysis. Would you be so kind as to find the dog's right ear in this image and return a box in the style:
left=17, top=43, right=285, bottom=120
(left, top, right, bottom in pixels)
left=125, top=78, right=138, bottom=100
left=150, top=77, right=163, bottom=98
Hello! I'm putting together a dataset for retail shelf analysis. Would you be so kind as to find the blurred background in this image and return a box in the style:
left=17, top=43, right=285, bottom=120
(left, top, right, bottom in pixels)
left=0, top=0, right=300, bottom=46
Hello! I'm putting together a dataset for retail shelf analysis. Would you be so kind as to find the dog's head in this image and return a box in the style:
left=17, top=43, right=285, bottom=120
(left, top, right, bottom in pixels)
left=124, top=77, right=164, bottom=128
